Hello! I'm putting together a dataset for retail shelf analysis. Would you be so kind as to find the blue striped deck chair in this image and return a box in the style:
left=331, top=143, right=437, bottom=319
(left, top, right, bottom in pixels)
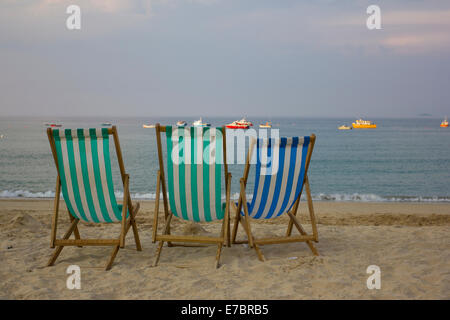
left=46, top=126, right=142, bottom=270
left=231, top=134, right=318, bottom=261
left=152, top=124, right=232, bottom=268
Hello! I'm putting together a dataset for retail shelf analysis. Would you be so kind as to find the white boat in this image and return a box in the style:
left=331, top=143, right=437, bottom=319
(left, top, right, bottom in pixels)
left=236, top=117, right=253, bottom=127
left=176, top=120, right=187, bottom=127
left=338, top=125, right=352, bottom=130
left=193, top=118, right=211, bottom=127
left=142, top=124, right=155, bottom=128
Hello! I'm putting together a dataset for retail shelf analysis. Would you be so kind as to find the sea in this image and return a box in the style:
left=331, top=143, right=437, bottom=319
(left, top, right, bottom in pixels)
left=1, top=116, right=449, bottom=202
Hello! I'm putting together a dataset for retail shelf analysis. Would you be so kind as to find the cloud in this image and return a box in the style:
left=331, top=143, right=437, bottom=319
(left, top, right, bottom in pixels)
left=211, top=4, right=450, bottom=55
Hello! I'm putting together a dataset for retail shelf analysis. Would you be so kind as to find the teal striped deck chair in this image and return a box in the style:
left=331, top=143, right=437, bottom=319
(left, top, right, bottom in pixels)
left=46, top=126, right=142, bottom=270
left=153, top=124, right=232, bottom=268
left=231, top=134, right=318, bottom=261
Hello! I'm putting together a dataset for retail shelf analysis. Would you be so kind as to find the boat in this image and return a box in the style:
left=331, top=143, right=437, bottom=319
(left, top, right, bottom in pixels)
left=176, top=120, right=187, bottom=127
left=0, top=134, right=4, bottom=139
left=193, top=118, right=211, bottom=127
left=49, top=124, right=62, bottom=128
left=338, top=125, right=352, bottom=130
left=142, top=124, right=155, bottom=128
left=259, top=121, right=272, bottom=128
left=226, top=120, right=249, bottom=129
left=352, top=119, right=377, bottom=129
left=102, top=122, right=112, bottom=126
left=236, top=117, right=253, bottom=127
left=440, top=116, right=449, bottom=128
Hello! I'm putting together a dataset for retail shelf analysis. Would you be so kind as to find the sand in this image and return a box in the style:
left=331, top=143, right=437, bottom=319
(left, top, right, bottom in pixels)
left=0, top=199, right=449, bottom=299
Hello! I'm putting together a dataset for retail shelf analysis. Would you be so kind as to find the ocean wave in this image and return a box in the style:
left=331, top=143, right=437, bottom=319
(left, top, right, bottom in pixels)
left=1, top=190, right=449, bottom=202
left=309, top=193, right=450, bottom=202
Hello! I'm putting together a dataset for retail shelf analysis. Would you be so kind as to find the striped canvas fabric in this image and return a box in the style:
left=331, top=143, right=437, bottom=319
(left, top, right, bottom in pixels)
left=166, top=126, right=224, bottom=222
left=52, top=128, right=127, bottom=223
left=243, top=137, right=311, bottom=219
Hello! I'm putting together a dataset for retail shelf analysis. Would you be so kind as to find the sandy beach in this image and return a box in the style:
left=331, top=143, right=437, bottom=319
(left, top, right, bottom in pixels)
left=0, top=199, right=449, bottom=299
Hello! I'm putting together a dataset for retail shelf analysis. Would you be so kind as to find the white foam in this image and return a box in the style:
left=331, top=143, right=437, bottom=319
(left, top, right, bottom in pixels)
left=0, top=190, right=449, bottom=202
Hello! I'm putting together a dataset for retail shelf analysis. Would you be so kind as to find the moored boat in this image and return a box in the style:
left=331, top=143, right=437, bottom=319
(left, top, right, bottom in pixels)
left=176, top=120, right=187, bottom=127
left=102, top=122, right=112, bottom=126
left=193, top=118, right=211, bottom=127
left=440, top=116, right=449, bottom=128
left=259, top=121, right=272, bottom=128
left=352, top=119, right=377, bottom=129
left=142, top=124, right=155, bottom=128
left=226, top=120, right=249, bottom=129
left=338, top=125, right=352, bottom=130
left=236, top=117, right=253, bottom=127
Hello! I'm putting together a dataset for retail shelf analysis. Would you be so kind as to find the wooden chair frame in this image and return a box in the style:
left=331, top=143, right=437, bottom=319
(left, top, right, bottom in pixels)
left=231, top=134, right=319, bottom=261
left=46, top=126, right=142, bottom=270
left=152, top=124, right=231, bottom=268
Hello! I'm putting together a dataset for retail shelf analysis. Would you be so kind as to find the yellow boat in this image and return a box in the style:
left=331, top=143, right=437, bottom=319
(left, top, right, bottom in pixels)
left=338, top=125, right=352, bottom=130
left=259, top=121, right=272, bottom=128
left=352, top=119, right=377, bottom=129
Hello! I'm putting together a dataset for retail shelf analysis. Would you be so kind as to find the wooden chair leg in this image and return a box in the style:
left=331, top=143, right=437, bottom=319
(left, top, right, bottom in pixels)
left=153, top=171, right=161, bottom=243
left=130, top=203, right=142, bottom=251
left=231, top=202, right=241, bottom=244
left=286, top=195, right=301, bottom=237
left=287, top=212, right=319, bottom=256
left=304, top=177, right=319, bottom=242
left=153, top=241, right=164, bottom=267
left=105, top=245, right=120, bottom=270
left=227, top=215, right=231, bottom=247
left=47, top=246, right=65, bottom=267
left=47, top=219, right=79, bottom=266
left=50, top=177, right=61, bottom=248
left=153, top=213, right=172, bottom=266
left=240, top=215, right=265, bottom=262
left=65, top=209, right=82, bottom=247
left=215, top=243, right=223, bottom=269
left=224, top=173, right=232, bottom=247
left=253, top=243, right=265, bottom=262
left=166, top=212, right=174, bottom=247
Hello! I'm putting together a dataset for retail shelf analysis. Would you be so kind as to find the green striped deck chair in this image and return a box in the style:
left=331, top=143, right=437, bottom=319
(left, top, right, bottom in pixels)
left=152, top=124, right=231, bottom=268
left=231, top=134, right=318, bottom=261
left=46, top=126, right=142, bottom=270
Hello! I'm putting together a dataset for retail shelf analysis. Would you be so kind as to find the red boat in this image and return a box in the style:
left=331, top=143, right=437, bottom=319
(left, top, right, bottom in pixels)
left=226, top=121, right=249, bottom=129
left=225, top=118, right=253, bottom=129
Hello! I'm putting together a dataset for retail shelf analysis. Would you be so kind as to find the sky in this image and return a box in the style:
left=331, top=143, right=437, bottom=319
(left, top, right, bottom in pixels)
left=1, top=0, right=450, bottom=118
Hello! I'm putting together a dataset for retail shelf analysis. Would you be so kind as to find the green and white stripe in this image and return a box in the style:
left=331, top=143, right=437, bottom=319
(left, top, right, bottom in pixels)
left=166, top=126, right=224, bottom=222
left=52, top=128, right=126, bottom=223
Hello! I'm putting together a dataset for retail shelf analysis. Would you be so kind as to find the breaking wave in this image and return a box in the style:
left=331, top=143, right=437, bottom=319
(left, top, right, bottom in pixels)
left=1, top=190, right=450, bottom=202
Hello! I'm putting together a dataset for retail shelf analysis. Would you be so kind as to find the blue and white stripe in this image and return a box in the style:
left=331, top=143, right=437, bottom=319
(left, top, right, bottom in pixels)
left=243, top=136, right=310, bottom=219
